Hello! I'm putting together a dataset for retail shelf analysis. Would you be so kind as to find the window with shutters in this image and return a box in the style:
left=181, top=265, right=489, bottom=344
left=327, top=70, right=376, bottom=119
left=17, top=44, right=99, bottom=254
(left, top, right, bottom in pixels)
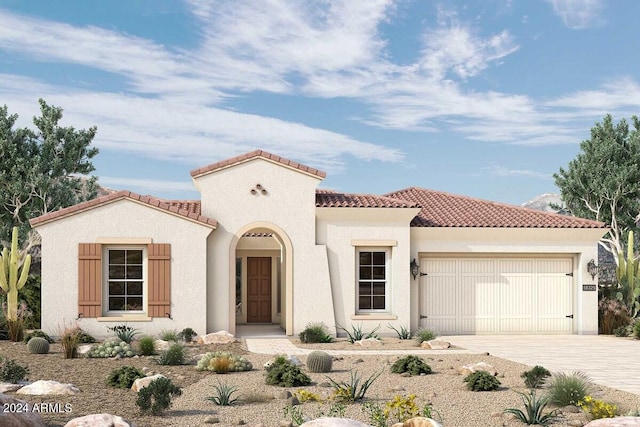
left=103, top=247, right=146, bottom=314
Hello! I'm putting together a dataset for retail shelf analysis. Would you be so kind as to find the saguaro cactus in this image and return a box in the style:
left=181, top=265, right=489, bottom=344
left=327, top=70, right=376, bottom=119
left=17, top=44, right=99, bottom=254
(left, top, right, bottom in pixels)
left=0, top=227, right=32, bottom=323
left=616, top=231, right=640, bottom=318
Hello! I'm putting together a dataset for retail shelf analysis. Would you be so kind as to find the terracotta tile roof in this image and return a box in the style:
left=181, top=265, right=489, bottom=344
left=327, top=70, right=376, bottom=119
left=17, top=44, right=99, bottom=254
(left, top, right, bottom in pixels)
left=191, top=149, right=327, bottom=179
left=385, top=187, right=607, bottom=228
left=167, top=200, right=201, bottom=216
left=315, top=191, right=418, bottom=209
left=29, top=191, right=217, bottom=228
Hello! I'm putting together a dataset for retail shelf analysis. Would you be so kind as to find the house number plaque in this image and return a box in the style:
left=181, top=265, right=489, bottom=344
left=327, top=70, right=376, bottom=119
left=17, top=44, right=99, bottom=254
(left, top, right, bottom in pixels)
left=582, top=284, right=597, bottom=292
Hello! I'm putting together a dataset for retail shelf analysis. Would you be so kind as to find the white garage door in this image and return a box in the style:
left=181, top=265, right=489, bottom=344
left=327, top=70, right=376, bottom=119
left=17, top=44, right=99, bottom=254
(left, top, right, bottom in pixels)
left=419, top=257, right=574, bottom=334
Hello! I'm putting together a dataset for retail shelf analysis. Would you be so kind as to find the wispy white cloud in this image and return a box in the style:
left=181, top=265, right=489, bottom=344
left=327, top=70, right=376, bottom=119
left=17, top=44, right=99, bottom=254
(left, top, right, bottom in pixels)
left=484, top=165, right=551, bottom=179
left=544, top=0, right=605, bottom=29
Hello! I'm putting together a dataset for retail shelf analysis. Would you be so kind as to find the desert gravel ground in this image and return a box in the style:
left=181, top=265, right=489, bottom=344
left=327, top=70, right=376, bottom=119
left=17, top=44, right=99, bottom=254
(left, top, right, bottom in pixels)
left=1, top=338, right=640, bottom=427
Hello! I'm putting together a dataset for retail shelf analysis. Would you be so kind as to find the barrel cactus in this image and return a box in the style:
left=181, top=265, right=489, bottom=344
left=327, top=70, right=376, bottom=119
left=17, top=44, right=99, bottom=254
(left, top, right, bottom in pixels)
left=27, top=337, right=50, bottom=354
left=306, top=350, right=333, bottom=373
left=87, top=338, right=135, bottom=358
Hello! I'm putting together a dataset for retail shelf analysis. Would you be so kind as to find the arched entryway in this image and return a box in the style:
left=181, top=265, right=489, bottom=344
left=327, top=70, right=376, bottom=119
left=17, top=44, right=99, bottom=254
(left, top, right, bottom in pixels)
left=229, top=222, right=293, bottom=336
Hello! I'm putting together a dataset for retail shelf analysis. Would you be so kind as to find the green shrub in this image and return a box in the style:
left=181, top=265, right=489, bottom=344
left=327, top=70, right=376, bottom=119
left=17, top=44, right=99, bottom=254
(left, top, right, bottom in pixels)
left=336, top=323, right=380, bottom=343
left=265, top=355, right=311, bottom=387
left=464, top=371, right=501, bottom=391
left=545, top=372, right=593, bottom=406
left=299, top=322, right=334, bottom=343
left=157, top=343, right=186, bottom=366
left=87, top=339, right=135, bottom=358
left=0, top=359, right=29, bottom=383
left=107, top=325, right=139, bottom=344
left=327, top=369, right=382, bottom=402
left=207, top=380, right=240, bottom=406
left=75, top=329, right=96, bottom=344
left=137, top=335, right=156, bottom=356
left=160, top=329, right=180, bottom=342
left=633, top=321, right=640, bottom=339
left=179, top=327, right=197, bottom=343
left=196, top=351, right=253, bottom=372
left=135, top=377, right=182, bottom=415
left=107, top=366, right=146, bottom=389
left=306, top=350, right=333, bottom=373
left=504, top=390, right=557, bottom=426
left=413, top=327, right=437, bottom=345
left=614, top=325, right=631, bottom=337
left=388, top=324, right=412, bottom=340
left=521, top=365, right=551, bottom=389
left=27, top=337, right=50, bottom=354
left=390, top=355, right=432, bottom=376
left=23, top=330, right=53, bottom=344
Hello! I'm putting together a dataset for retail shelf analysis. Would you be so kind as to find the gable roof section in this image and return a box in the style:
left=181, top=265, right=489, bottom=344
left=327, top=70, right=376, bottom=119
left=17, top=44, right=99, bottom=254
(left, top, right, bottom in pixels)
left=386, top=187, right=607, bottom=229
left=29, top=190, right=217, bottom=228
left=316, top=190, right=418, bottom=208
left=191, top=149, right=327, bottom=180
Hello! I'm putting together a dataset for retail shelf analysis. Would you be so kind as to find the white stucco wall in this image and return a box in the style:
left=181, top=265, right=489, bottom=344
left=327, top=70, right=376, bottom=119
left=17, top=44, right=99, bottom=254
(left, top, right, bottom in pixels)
left=410, top=227, right=607, bottom=334
left=34, top=199, right=213, bottom=338
left=195, top=158, right=334, bottom=335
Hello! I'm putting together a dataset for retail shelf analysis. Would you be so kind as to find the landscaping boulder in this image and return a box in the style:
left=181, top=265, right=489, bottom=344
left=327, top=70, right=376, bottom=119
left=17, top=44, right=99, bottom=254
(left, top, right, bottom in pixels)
left=77, top=344, right=93, bottom=355
left=457, top=362, right=497, bottom=376
left=154, top=340, right=171, bottom=351
left=354, top=338, right=382, bottom=347
left=0, top=382, right=28, bottom=393
left=131, top=374, right=166, bottom=392
left=421, top=340, right=450, bottom=350
left=197, top=331, right=236, bottom=344
left=392, top=417, right=442, bottom=427
left=287, top=355, right=303, bottom=366
left=585, top=417, right=640, bottom=427
left=64, top=414, right=134, bottom=427
left=300, top=418, right=373, bottom=427
left=17, top=380, right=80, bottom=395
left=0, top=394, right=46, bottom=427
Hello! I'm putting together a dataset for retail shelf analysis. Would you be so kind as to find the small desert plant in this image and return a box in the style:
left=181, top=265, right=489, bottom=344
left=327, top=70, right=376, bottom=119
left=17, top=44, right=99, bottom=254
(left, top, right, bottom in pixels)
left=521, top=365, right=551, bottom=389
left=206, top=380, right=240, bottom=406
left=327, top=369, right=382, bottom=402
left=157, top=342, right=186, bottom=366
left=545, top=371, right=593, bottom=406
left=160, top=329, right=180, bottom=342
left=107, top=324, right=139, bottom=344
left=283, top=405, right=305, bottom=426
left=306, top=350, right=333, bottom=373
left=265, top=355, right=311, bottom=387
left=0, top=358, right=28, bottom=383
left=614, top=325, right=631, bottom=337
left=60, top=324, right=80, bottom=359
left=197, top=351, right=253, bottom=372
left=299, top=322, right=334, bottom=343
left=178, top=327, right=197, bottom=343
left=598, top=297, right=630, bottom=335
left=390, top=355, right=432, bottom=376
left=504, top=390, right=557, bottom=426
left=106, top=366, right=146, bottom=389
left=209, top=356, right=232, bottom=374
left=464, top=371, right=501, bottom=391
left=388, top=323, right=412, bottom=340
left=413, top=327, right=437, bottom=344
left=135, top=377, right=182, bottom=415
left=294, top=389, right=322, bottom=402
left=577, top=395, right=617, bottom=419
left=23, top=330, right=54, bottom=344
left=633, top=321, right=640, bottom=339
left=87, top=339, right=135, bottom=358
left=384, top=394, right=421, bottom=424
left=137, top=335, right=156, bottom=356
left=27, top=336, right=50, bottom=354
left=75, top=329, right=96, bottom=343
left=336, top=323, right=380, bottom=343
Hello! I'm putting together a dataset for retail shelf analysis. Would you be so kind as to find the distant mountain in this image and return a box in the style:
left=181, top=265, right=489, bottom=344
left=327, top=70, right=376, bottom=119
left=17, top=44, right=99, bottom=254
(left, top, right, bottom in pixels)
left=521, top=193, right=564, bottom=213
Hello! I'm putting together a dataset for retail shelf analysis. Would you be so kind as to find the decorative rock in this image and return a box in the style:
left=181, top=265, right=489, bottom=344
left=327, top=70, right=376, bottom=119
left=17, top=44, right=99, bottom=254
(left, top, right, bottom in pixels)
left=0, top=394, right=47, bottom=427
left=154, top=340, right=171, bottom=351
left=204, top=416, right=220, bottom=424
left=287, top=355, right=303, bottom=366
left=562, top=405, right=582, bottom=414
left=237, top=420, right=246, bottom=425
left=391, top=417, right=442, bottom=427
left=354, top=338, right=382, bottom=347
left=457, top=362, right=497, bottom=376
left=279, top=390, right=292, bottom=399
left=421, top=340, right=451, bottom=350
left=0, top=382, right=28, bottom=393
left=78, top=344, right=93, bottom=355
left=585, top=417, right=640, bottom=426
left=63, top=414, right=133, bottom=427
left=317, top=382, right=332, bottom=388
left=197, top=331, right=236, bottom=345
left=400, top=372, right=411, bottom=378
left=131, top=374, right=166, bottom=392
left=300, top=418, right=374, bottom=427
left=569, top=420, right=585, bottom=427
left=353, top=358, right=364, bottom=364
left=286, top=396, right=300, bottom=406
left=279, top=422, right=293, bottom=427
left=17, top=380, right=80, bottom=395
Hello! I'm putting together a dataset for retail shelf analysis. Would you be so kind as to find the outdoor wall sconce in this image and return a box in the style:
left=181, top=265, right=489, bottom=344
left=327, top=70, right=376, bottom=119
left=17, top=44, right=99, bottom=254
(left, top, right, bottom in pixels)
left=587, top=259, right=598, bottom=280
left=410, top=258, right=427, bottom=280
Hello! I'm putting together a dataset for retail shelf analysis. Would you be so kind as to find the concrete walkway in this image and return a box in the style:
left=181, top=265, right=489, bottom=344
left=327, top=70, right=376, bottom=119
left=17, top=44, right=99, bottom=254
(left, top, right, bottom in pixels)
left=245, top=335, right=640, bottom=396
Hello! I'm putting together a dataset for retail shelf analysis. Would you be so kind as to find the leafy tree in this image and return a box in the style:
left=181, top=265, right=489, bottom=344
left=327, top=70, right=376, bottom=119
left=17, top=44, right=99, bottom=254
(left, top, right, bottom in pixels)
left=554, top=114, right=640, bottom=256
left=0, top=99, right=99, bottom=257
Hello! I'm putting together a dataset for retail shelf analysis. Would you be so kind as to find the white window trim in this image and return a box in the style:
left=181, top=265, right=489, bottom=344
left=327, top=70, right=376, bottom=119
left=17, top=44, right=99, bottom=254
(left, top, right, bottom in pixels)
left=102, top=246, right=148, bottom=317
left=356, top=247, right=391, bottom=314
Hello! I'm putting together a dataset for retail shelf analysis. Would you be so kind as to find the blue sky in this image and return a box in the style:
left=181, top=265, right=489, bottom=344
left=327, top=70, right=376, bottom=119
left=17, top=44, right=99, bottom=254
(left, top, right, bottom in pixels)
left=1, top=0, right=638, bottom=206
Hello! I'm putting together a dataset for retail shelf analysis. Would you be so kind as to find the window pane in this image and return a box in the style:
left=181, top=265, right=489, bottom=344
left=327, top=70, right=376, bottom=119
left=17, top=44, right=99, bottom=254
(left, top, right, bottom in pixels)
left=109, top=297, right=125, bottom=311
left=359, top=252, right=372, bottom=265
left=372, top=296, right=385, bottom=310
left=359, top=282, right=372, bottom=296
left=109, top=282, right=125, bottom=295
left=126, top=297, right=143, bottom=311
left=126, top=250, right=143, bottom=264
left=126, top=265, right=142, bottom=279
left=359, top=266, right=372, bottom=280
left=359, top=296, right=371, bottom=310
left=127, top=282, right=143, bottom=296
left=109, top=265, right=125, bottom=279
left=372, top=267, right=385, bottom=280
left=109, top=250, right=125, bottom=264
left=373, top=283, right=386, bottom=296
left=372, top=252, right=385, bottom=265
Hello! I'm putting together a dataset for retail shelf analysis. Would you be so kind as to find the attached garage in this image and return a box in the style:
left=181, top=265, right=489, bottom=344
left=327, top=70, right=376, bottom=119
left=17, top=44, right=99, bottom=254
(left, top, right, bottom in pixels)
left=419, top=256, right=575, bottom=334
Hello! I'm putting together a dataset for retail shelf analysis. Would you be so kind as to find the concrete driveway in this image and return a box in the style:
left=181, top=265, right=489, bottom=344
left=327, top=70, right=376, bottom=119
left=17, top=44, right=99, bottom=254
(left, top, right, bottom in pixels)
left=446, top=335, right=640, bottom=395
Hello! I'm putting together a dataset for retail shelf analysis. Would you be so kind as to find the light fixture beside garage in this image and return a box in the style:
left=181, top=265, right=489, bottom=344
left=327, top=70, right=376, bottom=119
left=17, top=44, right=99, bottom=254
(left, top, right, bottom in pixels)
left=410, top=258, right=427, bottom=280
left=587, top=259, right=599, bottom=280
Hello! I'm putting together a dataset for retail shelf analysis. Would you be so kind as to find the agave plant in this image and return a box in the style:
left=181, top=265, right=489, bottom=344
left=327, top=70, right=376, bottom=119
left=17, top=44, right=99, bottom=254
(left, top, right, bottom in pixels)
left=504, top=390, right=557, bottom=426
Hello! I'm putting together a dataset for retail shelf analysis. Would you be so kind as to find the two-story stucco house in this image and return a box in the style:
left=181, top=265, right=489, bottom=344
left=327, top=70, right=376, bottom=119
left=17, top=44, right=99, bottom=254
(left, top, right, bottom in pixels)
left=30, top=150, right=607, bottom=338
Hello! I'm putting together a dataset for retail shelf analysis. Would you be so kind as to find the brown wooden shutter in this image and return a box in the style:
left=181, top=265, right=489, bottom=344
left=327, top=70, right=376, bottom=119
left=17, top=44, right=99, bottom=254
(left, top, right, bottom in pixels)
left=148, top=243, right=171, bottom=317
left=78, top=243, right=102, bottom=318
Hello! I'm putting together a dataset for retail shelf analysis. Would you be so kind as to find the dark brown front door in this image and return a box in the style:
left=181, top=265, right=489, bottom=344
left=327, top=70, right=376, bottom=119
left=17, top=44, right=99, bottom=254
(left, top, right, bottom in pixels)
left=247, top=257, right=272, bottom=323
